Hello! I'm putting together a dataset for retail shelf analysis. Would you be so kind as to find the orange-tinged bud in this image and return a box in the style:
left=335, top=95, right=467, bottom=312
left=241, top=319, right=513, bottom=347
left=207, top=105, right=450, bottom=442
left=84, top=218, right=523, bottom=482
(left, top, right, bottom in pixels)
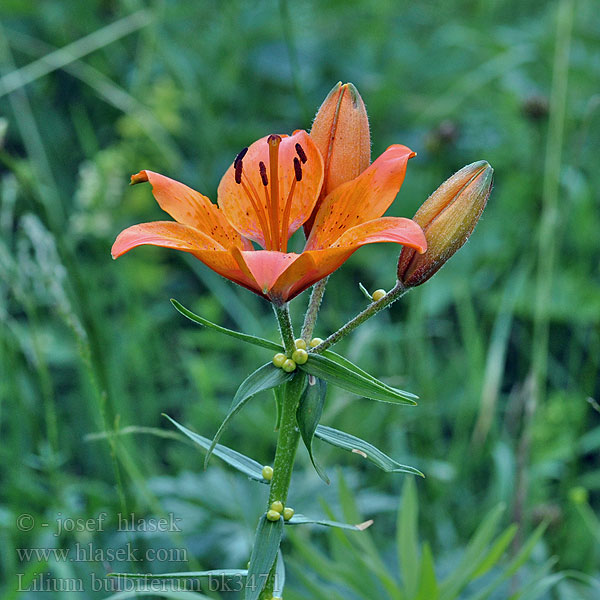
left=305, top=82, right=371, bottom=234
left=398, top=161, right=493, bottom=287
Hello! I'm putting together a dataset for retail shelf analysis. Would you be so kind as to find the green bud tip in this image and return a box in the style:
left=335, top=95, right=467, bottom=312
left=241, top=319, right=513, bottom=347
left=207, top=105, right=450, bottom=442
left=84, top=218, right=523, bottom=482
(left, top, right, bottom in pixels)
left=270, top=500, right=284, bottom=513
left=309, top=337, right=324, bottom=348
left=272, top=353, right=287, bottom=368
left=282, top=359, right=297, bottom=372
left=291, top=348, right=308, bottom=365
left=372, top=288, right=386, bottom=302
left=266, top=510, right=282, bottom=522
left=294, top=338, right=307, bottom=350
left=283, top=507, right=295, bottom=521
left=261, top=465, right=273, bottom=481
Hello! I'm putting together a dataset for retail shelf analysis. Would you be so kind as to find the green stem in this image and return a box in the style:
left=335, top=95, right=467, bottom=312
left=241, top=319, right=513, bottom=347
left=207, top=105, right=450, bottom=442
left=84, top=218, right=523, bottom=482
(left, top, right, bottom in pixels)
left=268, top=374, right=305, bottom=506
left=301, top=277, right=328, bottom=342
left=260, top=372, right=306, bottom=599
left=273, top=303, right=295, bottom=355
left=311, top=280, right=409, bottom=354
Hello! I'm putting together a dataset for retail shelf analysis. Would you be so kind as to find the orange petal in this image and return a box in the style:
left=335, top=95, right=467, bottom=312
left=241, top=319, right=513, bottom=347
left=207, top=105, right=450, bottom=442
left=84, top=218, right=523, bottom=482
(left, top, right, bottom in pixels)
left=268, top=247, right=353, bottom=302
left=230, top=248, right=302, bottom=299
left=131, top=170, right=251, bottom=250
left=217, top=130, right=323, bottom=248
left=111, top=221, right=264, bottom=296
left=330, top=217, right=426, bottom=253
left=305, top=82, right=371, bottom=235
left=112, top=221, right=225, bottom=257
left=270, top=217, right=426, bottom=301
left=305, top=144, right=415, bottom=251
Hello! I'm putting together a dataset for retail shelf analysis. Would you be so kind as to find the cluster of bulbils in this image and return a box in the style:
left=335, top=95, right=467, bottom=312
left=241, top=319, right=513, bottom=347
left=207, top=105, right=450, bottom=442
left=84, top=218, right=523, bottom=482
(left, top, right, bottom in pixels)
left=271, top=337, right=320, bottom=373
left=259, top=466, right=295, bottom=522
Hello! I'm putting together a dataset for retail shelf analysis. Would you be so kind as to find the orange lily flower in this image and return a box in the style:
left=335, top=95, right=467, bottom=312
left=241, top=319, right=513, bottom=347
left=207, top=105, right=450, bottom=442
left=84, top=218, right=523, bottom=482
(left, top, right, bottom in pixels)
left=112, top=129, right=426, bottom=304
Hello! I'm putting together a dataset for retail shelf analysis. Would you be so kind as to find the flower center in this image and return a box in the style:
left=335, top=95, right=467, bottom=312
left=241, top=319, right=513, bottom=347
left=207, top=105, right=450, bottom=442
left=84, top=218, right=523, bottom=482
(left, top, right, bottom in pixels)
left=234, top=137, right=306, bottom=252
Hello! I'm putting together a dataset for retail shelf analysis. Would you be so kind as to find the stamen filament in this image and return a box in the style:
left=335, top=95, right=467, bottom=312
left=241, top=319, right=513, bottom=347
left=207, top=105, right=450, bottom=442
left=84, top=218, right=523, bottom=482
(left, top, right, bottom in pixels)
left=241, top=175, right=272, bottom=249
left=280, top=157, right=302, bottom=253
left=268, top=135, right=282, bottom=250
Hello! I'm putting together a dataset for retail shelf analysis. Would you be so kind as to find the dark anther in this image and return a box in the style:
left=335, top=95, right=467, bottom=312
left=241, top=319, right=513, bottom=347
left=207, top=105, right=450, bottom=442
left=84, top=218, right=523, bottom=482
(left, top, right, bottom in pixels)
left=295, top=143, right=307, bottom=163
left=259, top=161, right=269, bottom=186
left=234, top=147, right=248, bottom=165
left=234, top=160, right=243, bottom=184
left=293, top=157, right=303, bottom=182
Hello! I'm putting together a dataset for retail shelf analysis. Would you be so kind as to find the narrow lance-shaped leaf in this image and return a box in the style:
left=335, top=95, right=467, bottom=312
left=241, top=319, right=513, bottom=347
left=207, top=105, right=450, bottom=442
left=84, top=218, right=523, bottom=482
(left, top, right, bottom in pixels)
left=287, top=513, right=373, bottom=531
left=108, top=569, right=248, bottom=580
left=245, top=514, right=284, bottom=600
left=273, top=551, right=285, bottom=598
left=273, top=385, right=284, bottom=431
left=314, top=424, right=423, bottom=476
left=163, top=414, right=269, bottom=483
left=321, top=349, right=405, bottom=392
left=297, top=376, right=329, bottom=484
left=205, top=363, right=293, bottom=468
left=171, top=299, right=282, bottom=351
left=300, top=353, right=417, bottom=404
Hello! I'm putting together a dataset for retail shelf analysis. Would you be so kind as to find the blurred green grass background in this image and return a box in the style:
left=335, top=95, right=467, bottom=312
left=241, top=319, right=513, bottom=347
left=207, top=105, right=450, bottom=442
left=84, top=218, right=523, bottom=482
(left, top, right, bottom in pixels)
left=0, top=0, right=599, bottom=598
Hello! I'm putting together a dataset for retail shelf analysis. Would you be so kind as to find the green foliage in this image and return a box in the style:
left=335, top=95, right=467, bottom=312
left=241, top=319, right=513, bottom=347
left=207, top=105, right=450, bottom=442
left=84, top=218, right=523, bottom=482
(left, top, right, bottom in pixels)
left=245, top=514, right=284, bottom=600
left=297, top=376, right=329, bottom=483
left=286, top=514, right=370, bottom=531
left=171, top=298, right=283, bottom=352
left=205, top=363, right=293, bottom=466
left=314, top=424, right=423, bottom=475
left=1, top=0, right=599, bottom=597
left=285, top=475, right=597, bottom=600
left=164, top=414, right=270, bottom=483
left=300, top=353, right=418, bottom=404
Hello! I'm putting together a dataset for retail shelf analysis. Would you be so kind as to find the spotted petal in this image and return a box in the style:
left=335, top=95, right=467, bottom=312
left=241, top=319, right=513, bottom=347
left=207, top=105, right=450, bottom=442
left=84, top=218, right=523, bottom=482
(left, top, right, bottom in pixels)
left=131, top=170, right=251, bottom=250
left=218, top=130, right=323, bottom=248
left=306, top=144, right=415, bottom=251
left=111, top=222, right=263, bottom=295
left=269, top=217, right=426, bottom=302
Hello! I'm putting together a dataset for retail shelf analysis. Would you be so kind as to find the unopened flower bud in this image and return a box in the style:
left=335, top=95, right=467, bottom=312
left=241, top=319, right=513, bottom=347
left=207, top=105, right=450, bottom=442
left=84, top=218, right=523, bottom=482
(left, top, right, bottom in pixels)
left=262, top=465, right=274, bottom=481
left=291, top=349, right=308, bottom=365
left=398, top=161, right=493, bottom=287
left=272, top=353, right=287, bottom=368
left=283, top=507, right=295, bottom=521
left=270, top=501, right=284, bottom=513
left=372, top=289, right=386, bottom=302
left=266, top=510, right=282, bottom=522
left=309, top=337, right=323, bottom=348
left=294, top=338, right=307, bottom=350
left=305, top=82, right=371, bottom=234
left=282, top=359, right=297, bottom=373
